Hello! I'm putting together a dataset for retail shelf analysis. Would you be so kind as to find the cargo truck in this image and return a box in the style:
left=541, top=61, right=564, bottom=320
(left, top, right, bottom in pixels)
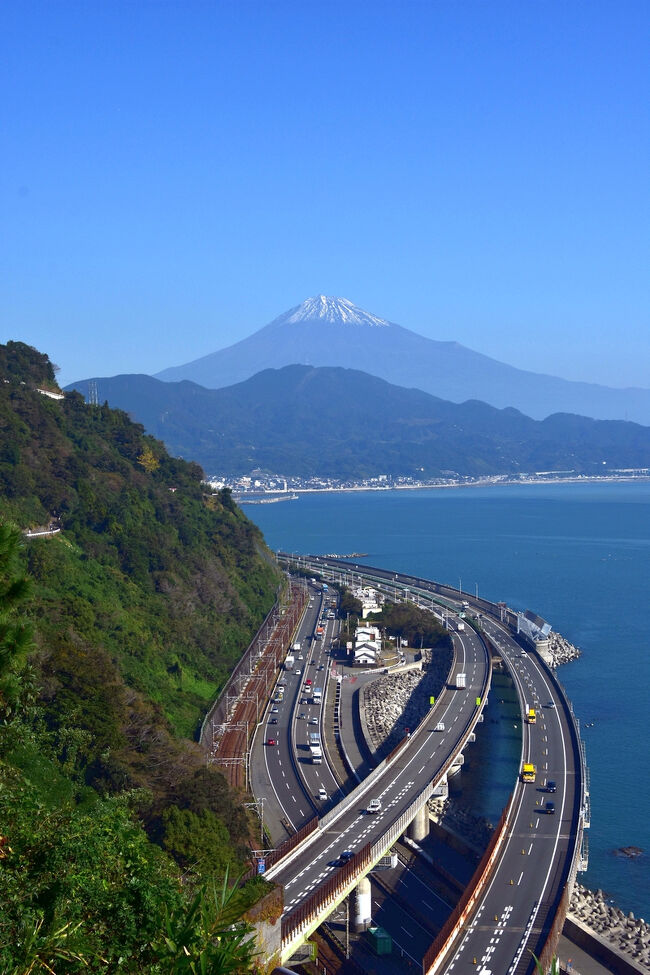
left=292, top=642, right=301, bottom=653
left=456, top=673, right=467, bottom=689
left=457, top=621, right=465, bottom=632
left=313, top=686, right=322, bottom=704
left=284, top=654, right=294, bottom=671
left=521, top=763, right=536, bottom=783
left=309, top=744, right=322, bottom=764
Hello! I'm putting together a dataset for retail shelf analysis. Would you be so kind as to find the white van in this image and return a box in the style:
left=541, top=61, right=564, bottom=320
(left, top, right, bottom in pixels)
left=367, top=798, right=382, bottom=814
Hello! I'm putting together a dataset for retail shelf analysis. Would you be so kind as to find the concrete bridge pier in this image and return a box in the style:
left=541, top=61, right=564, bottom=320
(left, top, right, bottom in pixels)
left=432, top=773, right=449, bottom=799
left=353, top=877, right=372, bottom=932
left=408, top=804, right=429, bottom=842
left=449, top=752, right=465, bottom=776
left=447, top=752, right=465, bottom=795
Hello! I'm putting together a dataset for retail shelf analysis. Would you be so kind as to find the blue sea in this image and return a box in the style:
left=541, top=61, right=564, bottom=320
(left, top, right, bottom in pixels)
left=248, top=481, right=650, bottom=919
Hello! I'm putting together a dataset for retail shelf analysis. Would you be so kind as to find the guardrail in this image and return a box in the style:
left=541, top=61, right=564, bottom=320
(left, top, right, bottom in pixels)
left=281, top=842, right=373, bottom=946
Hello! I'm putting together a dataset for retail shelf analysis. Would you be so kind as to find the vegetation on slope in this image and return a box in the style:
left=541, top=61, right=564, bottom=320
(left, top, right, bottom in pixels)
left=0, top=342, right=281, bottom=972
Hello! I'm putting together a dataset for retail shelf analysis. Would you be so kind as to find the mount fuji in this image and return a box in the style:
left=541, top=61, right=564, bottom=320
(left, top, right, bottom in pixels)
left=155, top=296, right=650, bottom=423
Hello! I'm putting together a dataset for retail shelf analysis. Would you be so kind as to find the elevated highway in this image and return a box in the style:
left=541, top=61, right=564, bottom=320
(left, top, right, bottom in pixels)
left=272, top=555, right=588, bottom=974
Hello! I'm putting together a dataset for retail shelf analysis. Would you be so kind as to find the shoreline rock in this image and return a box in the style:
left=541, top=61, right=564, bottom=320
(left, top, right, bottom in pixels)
left=547, top=630, right=581, bottom=668
left=569, top=882, right=650, bottom=967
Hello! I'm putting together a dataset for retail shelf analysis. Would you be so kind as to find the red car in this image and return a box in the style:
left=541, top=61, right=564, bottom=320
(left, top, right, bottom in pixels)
left=266, top=738, right=277, bottom=746
left=305, top=678, right=312, bottom=685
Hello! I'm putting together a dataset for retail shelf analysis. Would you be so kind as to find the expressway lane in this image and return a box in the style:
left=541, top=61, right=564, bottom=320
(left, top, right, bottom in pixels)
left=266, top=621, right=490, bottom=918
left=250, top=584, right=322, bottom=839
left=437, top=618, right=580, bottom=974
left=249, top=584, right=346, bottom=843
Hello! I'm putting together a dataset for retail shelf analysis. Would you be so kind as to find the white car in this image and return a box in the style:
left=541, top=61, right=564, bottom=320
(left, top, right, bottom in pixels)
left=435, top=721, right=445, bottom=732
left=318, top=787, right=327, bottom=801
left=367, top=798, right=382, bottom=814
left=309, top=717, right=318, bottom=726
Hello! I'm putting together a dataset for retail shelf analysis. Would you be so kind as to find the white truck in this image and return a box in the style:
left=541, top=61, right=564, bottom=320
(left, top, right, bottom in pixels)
left=284, top=653, right=295, bottom=671
left=309, top=744, right=323, bottom=764
left=292, top=642, right=301, bottom=653
left=456, top=672, right=467, bottom=689
left=313, top=686, right=322, bottom=705
left=457, top=621, right=465, bottom=632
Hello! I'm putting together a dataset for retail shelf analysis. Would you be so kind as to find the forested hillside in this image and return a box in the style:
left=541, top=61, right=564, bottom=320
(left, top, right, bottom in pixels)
left=67, top=364, right=650, bottom=478
left=0, top=342, right=281, bottom=972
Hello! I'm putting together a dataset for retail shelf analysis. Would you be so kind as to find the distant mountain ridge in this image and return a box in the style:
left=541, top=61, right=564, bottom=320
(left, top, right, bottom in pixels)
left=67, top=364, right=650, bottom=479
left=154, top=296, right=650, bottom=424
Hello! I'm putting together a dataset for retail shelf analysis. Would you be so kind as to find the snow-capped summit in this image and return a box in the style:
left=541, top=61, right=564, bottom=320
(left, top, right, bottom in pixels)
left=282, top=295, right=390, bottom=328
left=152, top=296, right=650, bottom=424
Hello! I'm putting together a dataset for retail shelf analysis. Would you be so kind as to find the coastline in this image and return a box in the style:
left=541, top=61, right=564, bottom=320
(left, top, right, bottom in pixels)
left=229, top=473, right=650, bottom=499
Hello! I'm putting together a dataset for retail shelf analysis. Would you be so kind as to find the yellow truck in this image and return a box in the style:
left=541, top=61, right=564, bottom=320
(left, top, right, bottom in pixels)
left=527, top=708, right=536, bottom=724
left=522, top=763, right=536, bottom=783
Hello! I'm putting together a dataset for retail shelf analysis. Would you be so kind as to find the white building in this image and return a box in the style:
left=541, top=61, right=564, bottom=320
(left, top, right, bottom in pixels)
left=352, top=587, right=384, bottom=618
left=353, top=643, right=378, bottom=666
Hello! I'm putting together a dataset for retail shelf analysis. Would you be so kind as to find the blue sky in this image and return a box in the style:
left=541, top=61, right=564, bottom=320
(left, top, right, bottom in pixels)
left=2, top=0, right=648, bottom=389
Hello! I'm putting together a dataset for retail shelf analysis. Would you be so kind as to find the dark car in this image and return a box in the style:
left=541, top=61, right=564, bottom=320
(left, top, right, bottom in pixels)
left=269, top=717, right=278, bottom=725
left=545, top=801, right=556, bottom=815
left=340, top=850, right=355, bottom=863
left=546, top=780, right=557, bottom=793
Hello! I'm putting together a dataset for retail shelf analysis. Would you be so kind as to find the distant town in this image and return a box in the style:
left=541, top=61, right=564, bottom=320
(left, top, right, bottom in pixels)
left=207, top=467, right=650, bottom=501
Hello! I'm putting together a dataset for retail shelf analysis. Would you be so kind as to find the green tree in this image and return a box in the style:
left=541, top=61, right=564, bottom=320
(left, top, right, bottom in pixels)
left=153, top=869, right=260, bottom=975
left=0, top=521, right=34, bottom=718
left=161, top=807, right=238, bottom=877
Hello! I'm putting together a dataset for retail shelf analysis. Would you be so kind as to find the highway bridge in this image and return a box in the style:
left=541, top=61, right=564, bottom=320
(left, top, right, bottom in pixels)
left=244, top=556, right=588, bottom=973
